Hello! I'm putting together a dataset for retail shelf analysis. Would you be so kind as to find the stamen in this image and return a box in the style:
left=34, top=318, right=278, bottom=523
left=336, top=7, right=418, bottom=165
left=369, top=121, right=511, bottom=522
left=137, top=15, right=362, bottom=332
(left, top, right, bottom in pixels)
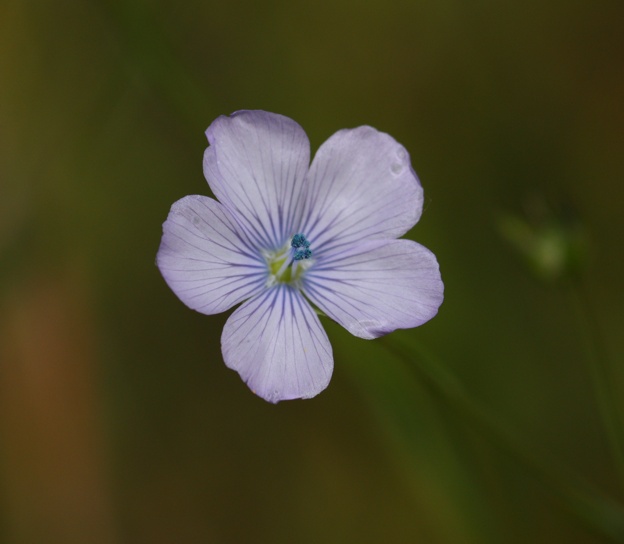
left=291, top=233, right=311, bottom=250
left=265, top=233, right=313, bottom=286
left=293, top=248, right=312, bottom=261
left=291, top=233, right=312, bottom=261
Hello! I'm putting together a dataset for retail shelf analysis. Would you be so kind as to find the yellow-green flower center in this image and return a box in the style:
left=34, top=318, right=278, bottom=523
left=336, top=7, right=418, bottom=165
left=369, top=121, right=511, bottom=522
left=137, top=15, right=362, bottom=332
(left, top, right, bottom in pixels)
left=264, top=234, right=313, bottom=286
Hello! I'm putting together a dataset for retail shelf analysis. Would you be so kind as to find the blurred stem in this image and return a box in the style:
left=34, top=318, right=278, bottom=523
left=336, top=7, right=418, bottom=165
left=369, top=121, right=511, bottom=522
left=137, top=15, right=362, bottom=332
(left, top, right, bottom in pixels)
left=567, top=278, right=624, bottom=493
left=378, top=336, right=624, bottom=543
left=96, top=0, right=212, bottom=130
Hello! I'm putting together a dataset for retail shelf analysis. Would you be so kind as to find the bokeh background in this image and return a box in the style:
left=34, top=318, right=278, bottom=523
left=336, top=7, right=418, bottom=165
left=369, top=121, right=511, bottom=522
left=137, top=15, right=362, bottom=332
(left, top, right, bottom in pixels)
left=1, top=0, right=624, bottom=542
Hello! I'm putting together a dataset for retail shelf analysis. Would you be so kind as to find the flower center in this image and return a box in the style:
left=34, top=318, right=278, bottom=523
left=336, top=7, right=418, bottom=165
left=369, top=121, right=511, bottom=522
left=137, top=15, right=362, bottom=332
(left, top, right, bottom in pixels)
left=265, top=233, right=313, bottom=286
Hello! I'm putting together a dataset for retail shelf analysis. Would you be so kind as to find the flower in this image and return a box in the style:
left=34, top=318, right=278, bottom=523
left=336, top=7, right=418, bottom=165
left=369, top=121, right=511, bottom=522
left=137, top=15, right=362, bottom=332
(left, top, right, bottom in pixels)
left=157, top=110, right=444, bottom=403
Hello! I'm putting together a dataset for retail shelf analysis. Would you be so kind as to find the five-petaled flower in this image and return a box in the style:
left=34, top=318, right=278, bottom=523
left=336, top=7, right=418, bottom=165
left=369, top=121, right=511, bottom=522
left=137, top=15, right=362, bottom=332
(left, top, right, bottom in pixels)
left=157, top=110, right=444, bottom=403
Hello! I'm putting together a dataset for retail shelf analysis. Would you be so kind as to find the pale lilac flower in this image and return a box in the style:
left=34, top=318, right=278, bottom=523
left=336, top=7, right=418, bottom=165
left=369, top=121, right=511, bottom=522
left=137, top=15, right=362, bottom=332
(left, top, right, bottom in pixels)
left=157, top=110, right=444, bottom=403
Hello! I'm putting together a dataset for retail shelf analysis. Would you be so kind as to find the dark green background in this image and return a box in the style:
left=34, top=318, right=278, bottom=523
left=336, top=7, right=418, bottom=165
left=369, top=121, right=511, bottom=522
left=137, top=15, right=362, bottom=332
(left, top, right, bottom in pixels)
left=1, top=0, right=623, bottom=542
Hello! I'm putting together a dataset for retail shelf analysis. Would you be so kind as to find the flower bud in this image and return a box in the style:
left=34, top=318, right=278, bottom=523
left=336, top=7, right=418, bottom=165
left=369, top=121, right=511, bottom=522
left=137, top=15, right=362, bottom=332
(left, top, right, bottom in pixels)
left=497, top=194, right=588, bottom=282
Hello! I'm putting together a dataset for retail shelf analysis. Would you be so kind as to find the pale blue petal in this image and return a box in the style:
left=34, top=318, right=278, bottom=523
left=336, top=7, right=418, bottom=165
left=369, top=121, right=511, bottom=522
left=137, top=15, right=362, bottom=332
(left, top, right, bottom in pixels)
left=221, top=285, right=333, bottom=403
left=303, top=239, right=443, bottom=339
left=203, top=110, right=310, bottom=251
left=157, top=195, right=266, bottom=314
left=299, top=126, right=423, bottom=259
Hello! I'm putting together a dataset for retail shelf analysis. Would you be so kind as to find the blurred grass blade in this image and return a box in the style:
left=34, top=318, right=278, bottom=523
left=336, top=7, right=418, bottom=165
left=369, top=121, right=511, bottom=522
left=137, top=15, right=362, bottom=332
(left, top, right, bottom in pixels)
left=378, top=335, right=624, bottom=542
left=96, top=0, right=212, bottom=130
left=334, top=325, right=498, bottom=544
left=568, top=278, right=624, bottom=494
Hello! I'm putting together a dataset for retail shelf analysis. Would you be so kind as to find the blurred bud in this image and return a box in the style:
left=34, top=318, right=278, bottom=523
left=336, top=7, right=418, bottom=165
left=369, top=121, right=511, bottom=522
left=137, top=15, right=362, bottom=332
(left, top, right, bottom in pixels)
left=497, top=193, right=589, bottom=282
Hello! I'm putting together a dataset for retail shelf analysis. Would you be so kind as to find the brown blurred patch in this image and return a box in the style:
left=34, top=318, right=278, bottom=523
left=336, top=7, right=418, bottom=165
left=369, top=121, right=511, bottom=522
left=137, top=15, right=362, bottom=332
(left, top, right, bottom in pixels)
left=0, top=266, right=118, bottom=544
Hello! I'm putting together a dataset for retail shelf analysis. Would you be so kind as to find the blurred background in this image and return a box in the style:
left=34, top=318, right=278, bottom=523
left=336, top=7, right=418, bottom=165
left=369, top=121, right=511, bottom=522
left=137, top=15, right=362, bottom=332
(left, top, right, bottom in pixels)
left=1, top=0, right=623, bottom=542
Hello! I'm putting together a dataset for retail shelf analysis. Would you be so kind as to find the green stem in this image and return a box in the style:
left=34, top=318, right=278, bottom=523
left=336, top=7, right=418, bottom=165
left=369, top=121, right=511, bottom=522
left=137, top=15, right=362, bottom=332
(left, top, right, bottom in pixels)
left=567, top=278, right=624, bottom=493
left=96, top=0, right=213, bottom=131
left=378, top=336, right=624, bottom=542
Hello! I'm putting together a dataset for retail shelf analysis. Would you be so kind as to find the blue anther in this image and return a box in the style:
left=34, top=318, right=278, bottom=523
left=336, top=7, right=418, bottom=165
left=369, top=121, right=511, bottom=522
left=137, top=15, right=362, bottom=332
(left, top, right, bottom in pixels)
left=291, top=233, right=310, bottom=249
left=293, top=248, right=312, bottom=261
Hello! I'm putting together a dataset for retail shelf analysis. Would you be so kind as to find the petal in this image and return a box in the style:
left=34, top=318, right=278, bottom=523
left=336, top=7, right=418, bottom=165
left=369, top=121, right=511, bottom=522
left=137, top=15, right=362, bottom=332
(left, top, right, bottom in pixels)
left=300, top=126, right=423, bottom=259
left=222, top=285, right=333, bottom=403
left=203, top=110, right=310, bottom=251
left=157, top=195, right=267, bottom=314
left=303, top=239, right=443, bottom=339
